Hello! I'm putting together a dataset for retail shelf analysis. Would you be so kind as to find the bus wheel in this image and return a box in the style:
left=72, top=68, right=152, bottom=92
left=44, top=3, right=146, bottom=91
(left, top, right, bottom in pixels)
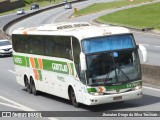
left=31, top=78, right=38, bottom=95
left=70, top=88, right=79, bottom=108
left=26, top=79, right=32, bottom=94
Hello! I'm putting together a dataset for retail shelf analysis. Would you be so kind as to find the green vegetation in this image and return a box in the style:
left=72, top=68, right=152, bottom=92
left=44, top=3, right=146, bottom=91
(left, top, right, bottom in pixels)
left=23, top=0, right=50, bottom=4
left=0, top=0, right=68, bottom=16
left=74, top=0, right=154, bottom=16
left=97, top=2, right=160, bottom=30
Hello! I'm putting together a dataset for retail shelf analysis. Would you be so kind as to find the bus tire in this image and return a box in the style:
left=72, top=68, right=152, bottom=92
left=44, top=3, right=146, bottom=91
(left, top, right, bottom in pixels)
left=30, top=78, right=38, bottom=95
left=70, top=87, right=79, bottom=108
left=26, top=79, right=32, bottom=94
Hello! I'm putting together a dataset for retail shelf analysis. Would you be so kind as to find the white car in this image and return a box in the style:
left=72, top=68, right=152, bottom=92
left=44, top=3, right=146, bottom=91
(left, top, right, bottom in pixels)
left=0, top=40, right=12, bottom=57
left=63, top=0, right=67, bottom=3
left=64, top=3, right=72, bottom=9
left=17, top=9, right=25, bottom=15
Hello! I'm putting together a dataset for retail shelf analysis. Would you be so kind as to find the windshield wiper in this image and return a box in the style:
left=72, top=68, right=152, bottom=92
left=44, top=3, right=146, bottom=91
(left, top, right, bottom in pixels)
left=115, top=64, right=130, bottom=81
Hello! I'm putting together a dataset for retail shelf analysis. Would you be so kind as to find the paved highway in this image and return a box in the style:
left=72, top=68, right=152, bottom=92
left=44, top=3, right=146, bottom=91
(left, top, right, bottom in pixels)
left=0, top=57, right=160, bottom=120
left=0, top=0, right=160, bottom=120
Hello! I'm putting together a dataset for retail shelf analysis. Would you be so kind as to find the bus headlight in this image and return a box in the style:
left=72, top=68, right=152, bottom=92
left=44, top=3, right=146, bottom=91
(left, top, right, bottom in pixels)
left=90, top=92, right=104, bottom=96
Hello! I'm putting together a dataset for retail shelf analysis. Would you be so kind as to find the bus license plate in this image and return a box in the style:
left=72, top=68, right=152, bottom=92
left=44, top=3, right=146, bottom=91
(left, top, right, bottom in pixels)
left=113, top=96, right=122, bottom=100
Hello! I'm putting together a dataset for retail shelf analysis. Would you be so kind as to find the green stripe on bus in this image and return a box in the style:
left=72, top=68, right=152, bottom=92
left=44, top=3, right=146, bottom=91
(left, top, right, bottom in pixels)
left=26, top=57, right=30, bottom=67
left=87, top=88, right=97, bottom=93
left=70, top=63, right=74, bottom=76
left=13, top=55, right=28, bottom=67
left=43, top=59, right=71, bottom=75
left=105, top=80, right=142, bottom=91
left=87, top=81, right=142, bottom=93
left=34, top=58, right=39, bottom=69
left=13, top=55, right=74, bottom=76
left=38, top=70, right=42, bottom=81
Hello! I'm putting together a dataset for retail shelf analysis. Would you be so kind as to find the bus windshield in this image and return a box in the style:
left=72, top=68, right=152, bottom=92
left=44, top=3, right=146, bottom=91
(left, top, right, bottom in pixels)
left=82, top=34, right=141, bottom=86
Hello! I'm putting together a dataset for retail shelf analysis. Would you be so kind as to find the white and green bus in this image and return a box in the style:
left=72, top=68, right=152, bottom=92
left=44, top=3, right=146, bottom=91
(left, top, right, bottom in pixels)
left=12, top=22, right=147, bottom=107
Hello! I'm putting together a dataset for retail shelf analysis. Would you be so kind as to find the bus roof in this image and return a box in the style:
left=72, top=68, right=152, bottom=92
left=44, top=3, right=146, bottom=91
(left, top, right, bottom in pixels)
left=12, top=22, right=131, bottom=40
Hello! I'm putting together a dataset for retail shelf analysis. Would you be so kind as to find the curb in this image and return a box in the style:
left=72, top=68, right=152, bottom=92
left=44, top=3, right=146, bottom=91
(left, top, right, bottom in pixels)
left=91, top=19, right=160, bottom=35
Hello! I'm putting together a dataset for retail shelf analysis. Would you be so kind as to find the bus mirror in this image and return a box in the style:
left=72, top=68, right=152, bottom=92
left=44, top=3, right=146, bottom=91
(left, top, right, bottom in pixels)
left=138, top=44, right=148, bottom=62
left=80, top=52, right=87, bottom=71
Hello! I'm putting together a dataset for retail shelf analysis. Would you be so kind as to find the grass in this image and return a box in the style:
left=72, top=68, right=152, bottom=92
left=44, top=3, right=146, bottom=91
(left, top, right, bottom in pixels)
left=0, top=0, right=71, bottom=16
left=74, top=0, right=154, bottom=16
left=97, top=2, right=160, bottom=30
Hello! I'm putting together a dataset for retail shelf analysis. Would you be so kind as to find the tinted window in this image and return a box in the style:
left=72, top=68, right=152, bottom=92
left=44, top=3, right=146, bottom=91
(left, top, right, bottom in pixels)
left=82, top=34, right=135, bottom=54
left=72, top=37, right=80, bottom=64
left=12, top=35, right=72, bottom=60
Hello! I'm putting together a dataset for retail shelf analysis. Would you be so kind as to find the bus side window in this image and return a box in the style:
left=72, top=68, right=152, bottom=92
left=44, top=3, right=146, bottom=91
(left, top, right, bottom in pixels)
left=23, top=36, right=29, bottom=53
left=63, top=36, right=72, bottom=60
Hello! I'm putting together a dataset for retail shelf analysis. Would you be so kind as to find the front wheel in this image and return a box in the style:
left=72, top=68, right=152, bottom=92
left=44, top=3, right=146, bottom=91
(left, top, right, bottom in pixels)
left=70, top=88, right=79, bottom=108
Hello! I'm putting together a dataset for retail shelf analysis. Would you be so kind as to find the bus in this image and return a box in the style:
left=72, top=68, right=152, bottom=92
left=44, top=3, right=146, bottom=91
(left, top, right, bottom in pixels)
left=12, top=22, right=147, bottom=107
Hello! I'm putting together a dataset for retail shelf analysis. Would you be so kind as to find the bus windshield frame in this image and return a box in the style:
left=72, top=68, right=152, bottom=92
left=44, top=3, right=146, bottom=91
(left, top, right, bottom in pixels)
left=81, top=34, right=141, bottom=86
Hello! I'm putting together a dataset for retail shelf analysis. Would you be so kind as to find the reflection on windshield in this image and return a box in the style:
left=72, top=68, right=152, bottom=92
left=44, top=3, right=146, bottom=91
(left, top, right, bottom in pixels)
left=0, top=41, right=11, bottom=46
left=86, top=50, right=141, bottom=86
left=82, top=34, right=135, bottom=54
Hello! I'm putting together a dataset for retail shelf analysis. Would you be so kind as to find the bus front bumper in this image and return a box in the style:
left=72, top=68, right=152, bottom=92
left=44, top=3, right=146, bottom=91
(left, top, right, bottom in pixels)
left=84, top=89, right=142, bottom=105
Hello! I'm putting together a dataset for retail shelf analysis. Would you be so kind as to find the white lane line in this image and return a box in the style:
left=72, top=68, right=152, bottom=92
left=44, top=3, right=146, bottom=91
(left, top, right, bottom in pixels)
left=8, top=70, right=15, bottom=74
left=0, top=96, right=59, bottom=120
left=155, top=46, right=160, bottom=48
left=0, top=102, right=23, bottom=110
left=143, top=86, right=160, bottom=92
left=0, top=96, right=35, bottom=111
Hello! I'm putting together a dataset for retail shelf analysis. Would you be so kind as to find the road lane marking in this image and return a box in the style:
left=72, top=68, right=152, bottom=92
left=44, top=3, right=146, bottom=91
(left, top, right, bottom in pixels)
left=155, top=46, right=160, bottom=48
left=0, top=96, right=58, bottom=120
left=143, top=86, right=160, bottom=92
left=0, top=102, right=23, bottom=110
left=8, top=70, right=15, bottom=74
left=0, top=96, right=35, bottom=111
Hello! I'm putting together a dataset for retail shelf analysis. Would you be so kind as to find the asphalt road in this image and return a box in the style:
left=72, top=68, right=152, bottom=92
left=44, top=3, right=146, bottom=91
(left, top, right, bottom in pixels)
left=0, top=0, right=160, bottom=120
left=0, top=57, right=160, bottom=120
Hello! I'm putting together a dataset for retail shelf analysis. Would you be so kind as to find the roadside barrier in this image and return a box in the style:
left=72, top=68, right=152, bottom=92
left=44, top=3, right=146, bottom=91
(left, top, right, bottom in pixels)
left=2, top=0, right=159, bottom=86
left=141, top=64, right=160, bottom=86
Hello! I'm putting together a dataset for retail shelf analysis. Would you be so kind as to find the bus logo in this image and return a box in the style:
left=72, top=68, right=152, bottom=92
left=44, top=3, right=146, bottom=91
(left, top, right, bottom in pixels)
left=52, top=63, right=68, bottom=73
left=14, top=57, right=22, bottom=64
